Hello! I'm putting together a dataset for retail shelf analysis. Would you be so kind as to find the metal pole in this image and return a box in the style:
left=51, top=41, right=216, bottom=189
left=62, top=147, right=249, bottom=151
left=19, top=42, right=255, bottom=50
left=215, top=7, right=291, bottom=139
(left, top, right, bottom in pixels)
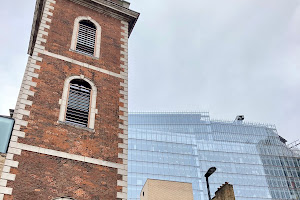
left=206, top=176, right=212, bottom=200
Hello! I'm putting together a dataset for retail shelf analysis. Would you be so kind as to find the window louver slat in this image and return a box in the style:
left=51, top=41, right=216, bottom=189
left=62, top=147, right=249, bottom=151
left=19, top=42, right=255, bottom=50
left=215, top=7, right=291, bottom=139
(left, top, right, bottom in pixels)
left=77, top=31, right=95, bottom=37
left=77, top=36, right=96, bottom=44
left=66, top=83, right=91, bottom=127
left=68, top=97, right=90, bottom=105
left=66, top=112, right=89, bottom=122
left=76, top=22, right=96, bottom=56
left=69, top=91, right=90, bottom=99
left=68, top=97, right=90, bottom=104
left=76, top=40, right=96, bottom=47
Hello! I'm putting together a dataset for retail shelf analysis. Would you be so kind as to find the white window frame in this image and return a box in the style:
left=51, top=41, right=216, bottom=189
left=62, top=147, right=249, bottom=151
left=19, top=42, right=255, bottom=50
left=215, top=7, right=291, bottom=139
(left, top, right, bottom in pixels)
left=59, top=75, right=98, bottom=130
left=70, top=16, right=101, bottom=59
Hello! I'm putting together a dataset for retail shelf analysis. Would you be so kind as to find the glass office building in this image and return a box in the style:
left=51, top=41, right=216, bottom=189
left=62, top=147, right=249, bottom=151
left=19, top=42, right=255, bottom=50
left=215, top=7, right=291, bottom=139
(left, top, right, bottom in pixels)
left=128, top=112, right=300, bottom=200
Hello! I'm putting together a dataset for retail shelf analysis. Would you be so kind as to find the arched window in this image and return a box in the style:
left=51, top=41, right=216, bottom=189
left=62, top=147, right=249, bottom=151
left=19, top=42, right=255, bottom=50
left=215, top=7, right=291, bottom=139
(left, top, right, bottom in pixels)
left=70, top=16, right=101, bottom=58
left=65, top=79, right=91, bottom=127
left=59, top=76, right=97, bottom=130
left=76, top=20, right=96, bottom=56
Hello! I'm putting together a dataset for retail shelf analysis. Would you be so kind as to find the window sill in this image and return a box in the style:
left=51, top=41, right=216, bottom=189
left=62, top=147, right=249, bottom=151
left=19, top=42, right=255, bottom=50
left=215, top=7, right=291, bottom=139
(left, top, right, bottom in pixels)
left=69, top=49, right=99, bottom=60
left=58, top=121, right=95, bottom=132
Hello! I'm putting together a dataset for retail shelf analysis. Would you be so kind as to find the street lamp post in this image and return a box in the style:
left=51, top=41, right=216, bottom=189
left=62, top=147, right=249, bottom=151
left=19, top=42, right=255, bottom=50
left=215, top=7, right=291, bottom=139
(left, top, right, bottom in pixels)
left=205, top=167, right=216, bottom=200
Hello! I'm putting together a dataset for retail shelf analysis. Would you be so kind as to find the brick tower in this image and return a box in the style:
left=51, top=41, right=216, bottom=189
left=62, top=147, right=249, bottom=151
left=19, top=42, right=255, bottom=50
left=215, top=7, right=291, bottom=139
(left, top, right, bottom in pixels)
left=0, top=0, right=139, bottom=199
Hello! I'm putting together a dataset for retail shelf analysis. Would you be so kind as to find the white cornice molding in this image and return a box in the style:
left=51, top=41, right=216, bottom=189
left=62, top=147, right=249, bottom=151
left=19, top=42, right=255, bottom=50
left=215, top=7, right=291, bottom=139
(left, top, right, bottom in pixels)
left=8, top=142, right=126, bottom=170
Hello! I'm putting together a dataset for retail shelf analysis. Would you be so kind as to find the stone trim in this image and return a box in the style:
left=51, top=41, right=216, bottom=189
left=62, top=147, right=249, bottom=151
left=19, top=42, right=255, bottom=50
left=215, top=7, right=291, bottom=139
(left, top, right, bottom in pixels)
left=8, top=142, right=125, bottom=170
left=0, top=187, right=12, bottom=195
left=58, top=121, right=95, bottom=132
left=70, top=16, right=101, bottom=58
left=0, top=180, right=7, bottom=187
left=0, top=154, right=5, bottom=177
left=35, top=49, right=126, bottom=80
left=58, top=75, right=98, bottom=129
left=117, top=20, right=129, bottom=200
left=0, top=1, right=56, bottom=198
left=0, top=55, right=41, bottom=197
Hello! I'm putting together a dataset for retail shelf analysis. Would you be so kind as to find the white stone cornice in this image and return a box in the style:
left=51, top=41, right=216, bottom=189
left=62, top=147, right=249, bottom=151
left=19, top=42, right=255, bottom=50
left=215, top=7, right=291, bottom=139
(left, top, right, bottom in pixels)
left=38, top=50, right=126, bottom=80
left=8, top=142, right=126, bottom=170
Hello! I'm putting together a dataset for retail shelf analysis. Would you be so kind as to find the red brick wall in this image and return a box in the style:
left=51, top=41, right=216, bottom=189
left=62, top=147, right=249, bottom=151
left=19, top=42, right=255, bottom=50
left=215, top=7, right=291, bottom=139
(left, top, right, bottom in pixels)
left=5, top=0, right=127, bottom=199
left=18, top=55, right=124, bottom=163
left=6, top=151, right=119, bottom=200
left=44, top=0, right=123, bottom=74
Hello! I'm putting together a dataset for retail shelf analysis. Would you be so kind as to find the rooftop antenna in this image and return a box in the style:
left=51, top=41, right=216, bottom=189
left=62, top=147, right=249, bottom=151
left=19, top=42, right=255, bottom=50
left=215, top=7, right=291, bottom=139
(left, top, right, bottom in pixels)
left=9, top=109, right=14, bottom=118
left=234, top=115, right=244, bottom=124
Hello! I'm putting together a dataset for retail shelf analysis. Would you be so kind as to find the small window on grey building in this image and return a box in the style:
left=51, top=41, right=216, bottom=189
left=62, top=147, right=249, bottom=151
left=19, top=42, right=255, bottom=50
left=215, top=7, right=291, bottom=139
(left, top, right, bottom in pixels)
left=76, top=20, right=97, bottom=56
left=65, top=79, right=91, bottom=127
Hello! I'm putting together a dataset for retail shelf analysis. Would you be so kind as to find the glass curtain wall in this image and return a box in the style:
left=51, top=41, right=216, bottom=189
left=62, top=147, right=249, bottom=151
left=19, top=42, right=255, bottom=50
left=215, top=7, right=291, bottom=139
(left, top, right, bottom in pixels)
left=128, top=112, right=300, bottom=200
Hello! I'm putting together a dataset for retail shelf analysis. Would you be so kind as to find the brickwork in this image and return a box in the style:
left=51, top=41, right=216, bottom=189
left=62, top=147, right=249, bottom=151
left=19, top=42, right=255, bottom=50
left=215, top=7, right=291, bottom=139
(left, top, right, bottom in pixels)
left=0, top=0, right=139, bottom=199
left=140, top=179, right=194, bottom=200
left=6, top=151, right=118, bottom=200
left=212, top=182, right=236, bottom=200
left=17, top=55, right=123, bottom=163
left=45, top=0, right=123, bottom=74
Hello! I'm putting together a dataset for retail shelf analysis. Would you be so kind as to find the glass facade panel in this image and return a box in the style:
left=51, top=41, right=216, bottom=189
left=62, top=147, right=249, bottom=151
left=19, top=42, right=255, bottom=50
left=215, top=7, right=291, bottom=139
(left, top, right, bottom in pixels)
left=0, top=116, right=14, bottom=153
left=128, top=112, right=300, bottom=200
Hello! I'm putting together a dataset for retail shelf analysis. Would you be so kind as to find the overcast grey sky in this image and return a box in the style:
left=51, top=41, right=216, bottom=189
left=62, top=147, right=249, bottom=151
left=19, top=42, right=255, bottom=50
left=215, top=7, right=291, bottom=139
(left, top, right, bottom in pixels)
left=0, top=0, right=299, bottom=143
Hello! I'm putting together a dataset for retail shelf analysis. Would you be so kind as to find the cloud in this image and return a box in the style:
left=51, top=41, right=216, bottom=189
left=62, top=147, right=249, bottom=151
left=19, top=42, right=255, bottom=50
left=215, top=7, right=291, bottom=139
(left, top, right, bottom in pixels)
left=0, top=0, right=299, bottom=142
left=129, top=0, right=300, bottom=142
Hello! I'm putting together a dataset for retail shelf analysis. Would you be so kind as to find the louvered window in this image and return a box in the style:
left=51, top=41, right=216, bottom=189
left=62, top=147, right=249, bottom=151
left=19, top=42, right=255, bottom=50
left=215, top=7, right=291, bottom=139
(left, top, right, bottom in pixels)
left=76, top=20, right=96, bottom=56
left=65, top=79, right=91, bottom=127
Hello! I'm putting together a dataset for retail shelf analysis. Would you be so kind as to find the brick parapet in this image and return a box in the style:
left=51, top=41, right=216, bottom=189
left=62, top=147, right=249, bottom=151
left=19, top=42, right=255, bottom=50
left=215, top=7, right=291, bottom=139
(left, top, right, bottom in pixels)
left=212, top=182, right=236, bottom=200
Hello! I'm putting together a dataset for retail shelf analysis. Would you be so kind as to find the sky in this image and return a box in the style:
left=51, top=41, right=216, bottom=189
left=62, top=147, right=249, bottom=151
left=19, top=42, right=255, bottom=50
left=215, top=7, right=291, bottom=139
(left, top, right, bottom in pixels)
left=0, top=0, right=299, bottom=143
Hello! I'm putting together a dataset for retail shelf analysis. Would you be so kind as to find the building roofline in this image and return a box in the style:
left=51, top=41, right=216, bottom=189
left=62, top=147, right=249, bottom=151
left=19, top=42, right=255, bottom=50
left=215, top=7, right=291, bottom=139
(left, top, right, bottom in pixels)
left=0, top=115, right=13, bottom=119
left=129, top=111, right=277, bottom=129
left=28, top=0, right=139, bottom=55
